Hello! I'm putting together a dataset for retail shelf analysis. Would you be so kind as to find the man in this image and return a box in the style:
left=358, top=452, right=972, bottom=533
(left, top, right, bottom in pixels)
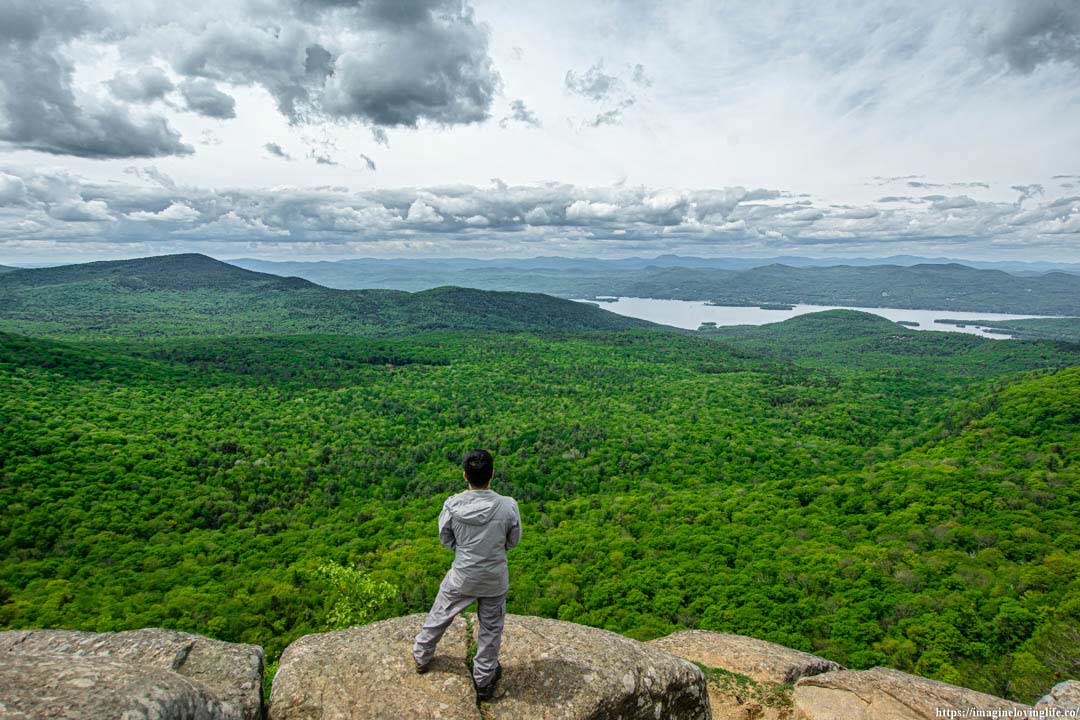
left=412, top=449, right=522, bottom=702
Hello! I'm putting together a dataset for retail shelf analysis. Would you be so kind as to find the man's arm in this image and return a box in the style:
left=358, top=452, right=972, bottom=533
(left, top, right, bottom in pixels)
left=438, top=501, right=456, bottom=551
left=506, top=500, right=521, bottom=550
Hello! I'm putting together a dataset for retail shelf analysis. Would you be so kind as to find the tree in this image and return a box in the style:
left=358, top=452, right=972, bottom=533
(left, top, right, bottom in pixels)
left=316, top=561, right=398, bottom=630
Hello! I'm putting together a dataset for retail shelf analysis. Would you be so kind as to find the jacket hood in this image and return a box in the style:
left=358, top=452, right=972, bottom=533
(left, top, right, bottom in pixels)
left=447, top=490, right=500, bottom=525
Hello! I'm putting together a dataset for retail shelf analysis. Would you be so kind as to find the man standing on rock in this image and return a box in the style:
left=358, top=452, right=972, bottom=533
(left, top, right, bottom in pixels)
left=413, top=449, right=522, bottom=702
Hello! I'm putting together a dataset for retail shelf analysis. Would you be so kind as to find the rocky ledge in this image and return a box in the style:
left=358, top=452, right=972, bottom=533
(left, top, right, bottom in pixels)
left=649, top=630, right=843, bottom=719
left=0, top=627, right=263, bottom=720
left=1, top=618, right=1076, bottom=720
left=792, top=667, right=1031, bottom=719
left=269, top=613, right=710, bottom=720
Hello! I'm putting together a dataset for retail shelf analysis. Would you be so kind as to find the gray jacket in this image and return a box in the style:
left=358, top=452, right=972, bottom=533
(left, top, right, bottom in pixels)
left=438, top=489, right=521, bottom=596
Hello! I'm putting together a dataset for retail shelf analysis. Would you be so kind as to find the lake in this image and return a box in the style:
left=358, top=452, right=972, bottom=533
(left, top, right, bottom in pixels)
left=570, top=297, right=1057, bottom=339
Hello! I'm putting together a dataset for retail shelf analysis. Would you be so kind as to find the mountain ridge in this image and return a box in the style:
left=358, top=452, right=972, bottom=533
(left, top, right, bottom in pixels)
left=0, top=253, right=662, bottom=338
left=229, top=253, right=1080, bottom=274
left=226, top=256, right=1080, bottom=314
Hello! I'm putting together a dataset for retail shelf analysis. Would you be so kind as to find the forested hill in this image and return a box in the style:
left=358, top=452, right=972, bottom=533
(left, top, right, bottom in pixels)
left=0, top=253, right=317, bottom=291
left=231, top=256, right=1080, bottom=315
left=614, top=263, right=1080, bottom=315
left=0, top=253, right=660, bottom=339
left=700, top=309, right=1080, bottom=377
left=1, top=314, right=1078, bottom=704
left=0, top=265, right=15, bottom=274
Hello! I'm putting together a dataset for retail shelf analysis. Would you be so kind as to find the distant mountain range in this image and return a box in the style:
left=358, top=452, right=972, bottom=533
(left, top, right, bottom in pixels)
left=230, top=256, right=1080, bottom=315
left=0, top=254, right=660, bottom=339
left=229, top=254, right=1080, bottom=278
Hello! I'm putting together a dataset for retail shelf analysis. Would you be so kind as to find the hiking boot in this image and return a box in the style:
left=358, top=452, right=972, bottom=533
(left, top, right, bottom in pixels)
left=474, top=663, right=502, bottom=702
left=414, top=657, right=430, bottom=675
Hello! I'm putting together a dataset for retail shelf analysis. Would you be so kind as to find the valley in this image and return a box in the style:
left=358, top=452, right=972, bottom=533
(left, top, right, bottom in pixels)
left=1, top=255, right=1078, bottom=703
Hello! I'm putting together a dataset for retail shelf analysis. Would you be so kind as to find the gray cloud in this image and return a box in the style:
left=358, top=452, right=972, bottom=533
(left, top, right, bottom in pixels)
left=0, top=1, right=103, bottom=45
left=836, top=209, right=880, bottom=220
left=931, top=195, right=977, bottom=210
left=318, top=5, right=499, bottom=127
left=0, top=32, right=192, bottom=157
left=0, top=0, right=500, bottom=161
left=565, top=61, right=620, bottom=101
left=989, top=0, right=1080, bottom=73
left=179, top=79, right=236, bottom=119
left=123, top=165, right=177, bottom=191
left=565, top=60, right=652, bottom=129
left=872, top=176, right=990, bottom=191
left=499, top=99, right=541, bottom=128
left=587, top=99, right=634, bottom=128
left=1011, top=183, right=1045, bottom=204
left=869, top=175, right=924, bottom=185
left=174, top=0, right=500, bottom=127
left=107, top=67, right=174, bottom=103
left=0, top=172, right=28, bottom=205
left=264, top=143, right=292, bottom=160
left=631, top=63, right=651, bottom=87
left=0, top=2, right=192, bottom=158
left=48, top=199, right=112, bottom=222
left=360, top=153, right=376, bottom=171
left=6, top=167, right=1077, bottom=262
left=170, top=23, right=319, bottom=121
left=4, top=165, right=1075, bottom=263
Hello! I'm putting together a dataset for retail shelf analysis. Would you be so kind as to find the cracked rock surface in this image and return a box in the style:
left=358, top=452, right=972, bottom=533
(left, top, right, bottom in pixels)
left=269, top=613, right=711, bottom=720
left=0, top=628, right=263, bottom=720
left=1038, top=680, right=1080, bottom=711
left=792, top=667, right=1032, bottom=719
left=649, top=630, right=842, bottom=685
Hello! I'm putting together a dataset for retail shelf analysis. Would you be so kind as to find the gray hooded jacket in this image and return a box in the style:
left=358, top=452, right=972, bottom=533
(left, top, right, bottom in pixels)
left=439, top=489, right=521, bottom=596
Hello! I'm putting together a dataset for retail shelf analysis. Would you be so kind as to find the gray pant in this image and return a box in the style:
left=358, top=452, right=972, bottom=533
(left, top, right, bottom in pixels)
left=413, top=583, right=507, bottom=688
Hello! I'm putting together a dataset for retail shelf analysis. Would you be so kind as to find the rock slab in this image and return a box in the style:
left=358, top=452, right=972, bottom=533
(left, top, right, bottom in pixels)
left=792, top=667, right=1031, bottom=720
left=648, top=630, right=842, bottom=685
left=268, top=613, right=711, bottom=720
left=269, top=613, right=477, bottom=720
left=1039, top=680, right=1080, bottom=710
left=481, top=614, right=710, bottom=719
left=0, top=653, right=227, bottom=720
left=0, top=627, right=264, bottom=720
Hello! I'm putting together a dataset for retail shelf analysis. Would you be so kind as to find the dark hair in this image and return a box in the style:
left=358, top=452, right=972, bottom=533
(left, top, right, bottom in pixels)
left=463, top=449, right=494, bottom=488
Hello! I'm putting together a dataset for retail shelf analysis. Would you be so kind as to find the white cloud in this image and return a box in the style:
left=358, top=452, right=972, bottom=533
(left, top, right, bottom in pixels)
left=172, top=210, right=288, bottom=238
left=565, top=200, right=620, bottom=220
left=406, top=200, right=443, bottom=224
left=127, top=202, right=201, bottom=222
left=524, top=206, right=550, bottom=225
left=0, top=173, right=28, bottom=205
left=48, top=199, right=112, bottom=222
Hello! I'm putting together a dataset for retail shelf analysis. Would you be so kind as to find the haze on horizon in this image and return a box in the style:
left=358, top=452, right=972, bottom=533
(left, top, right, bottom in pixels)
left=1, top=0, right=1079, bottom=265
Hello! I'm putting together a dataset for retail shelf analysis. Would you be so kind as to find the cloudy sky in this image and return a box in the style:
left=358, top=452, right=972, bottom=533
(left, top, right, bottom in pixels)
left=1, top=0, right=1078, bottom=264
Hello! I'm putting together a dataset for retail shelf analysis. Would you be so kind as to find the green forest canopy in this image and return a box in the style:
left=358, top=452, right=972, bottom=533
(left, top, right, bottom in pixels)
left=1, top=256, right=1078, bottom=704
